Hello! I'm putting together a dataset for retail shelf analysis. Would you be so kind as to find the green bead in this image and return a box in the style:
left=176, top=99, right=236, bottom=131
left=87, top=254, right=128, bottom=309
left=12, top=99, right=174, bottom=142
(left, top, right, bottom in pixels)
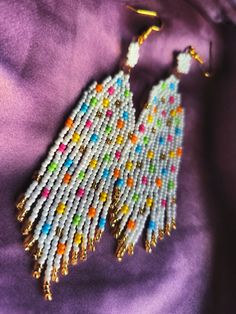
left=149, top=164, right=156, bottom=173
left=175, top=117, right=181, bottom=126
left=132, top=193, right=140, bottom=202
left=161, top=82, right=167, bottom=90
left=156, top=119, right=162, bottom=127
left=103, top=153, right=111, bottom=162
left=90, top=97, right=98, bottom=106
left=78, top=171, right=85, bottom=180
left=105, top=125, right=112, bottom=134
left=48, top=162, right=57, bottom=172
left=124, top=89, right=130, bottom=97
left=73, top=214, right=81, bottom=226
left=168, top=180, right=175, bottom=190
left=143, top=136, right=149, bottom=144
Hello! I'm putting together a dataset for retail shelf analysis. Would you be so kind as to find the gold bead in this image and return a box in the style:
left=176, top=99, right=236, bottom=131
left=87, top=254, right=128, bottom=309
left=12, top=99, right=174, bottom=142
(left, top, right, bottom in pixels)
left=136, top=161, right=143, bottom=169
left=21, top=219, right=33, bottom=235
left=166, top=119, right=172, bottom=127
left=116, top=243, right=127, bottom=262
left=79, top=247, right=87, bottom=261
left=106, top=138, right=112, bottom=145
left=165, top=224, right=171, bottom=236
left=161, top=96, right=166, bottom=103
left=151, top=234, right=157, bottom=247
left=158, top=229, right=164, bottom=241
left=33, top=247, right=43, bottom=260
left=88, top=238, right=95, bottom=252
left=79, top=145, right=86, bottom=153
left=91, top=181, right=98, bottom=190
left=171, top=219, right=177, bottom=230
left=61, top=260, right=68, bottom=276
left=160, top=153, right=166, bottom=160
left=145, top=240, right=152, bottom=253
left=32, top=262, right=42, bottom=279
left=32, top=171, right=42, bottom=182
left=115, top=100, right=122, bottom=107
left=16, top=194, right=27, bottom=211
left=71, top=250, right=79, bottom=266
left=96, top=110, right=102, bottom=118
left=94, top=228, right=103, bottom=242
left=43, top=281, right=52, bottom=301
left=51, top=267, right=59, bottom=282
left=24, top=235, right=36, bottom=251
left=127, top=243, right=134, bottom=256
left=151, top=127, right=156, bottom=134
left=56, top=226, right=63, bottom=237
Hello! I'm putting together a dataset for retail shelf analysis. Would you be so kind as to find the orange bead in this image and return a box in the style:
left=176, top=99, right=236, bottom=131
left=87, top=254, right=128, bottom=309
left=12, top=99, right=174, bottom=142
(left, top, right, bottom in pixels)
left=96, top=84, right=103, bottom=93
left=177, top=105, right=183, bottom=113
left=156, top=178, right=162, bottom=188
left=113, top=168, right=120, bottom=178
left=127, top=220, right=136, bottom=230
left=177, top=147, right=183, bottom=157
left=127, top=177, right=134, bottom=187
left=117, top=119, right=124, bottom=129
left=57, top=243, right=66, bottom=255
left=88, top=207, right=96, bottom=218
left=153, top=106, right=158, bottom=113
left=130, top=134, right=138, bottom=144
left=63, top=173, right=71, bottom=184
left=65, top=117, right=73, bottom=128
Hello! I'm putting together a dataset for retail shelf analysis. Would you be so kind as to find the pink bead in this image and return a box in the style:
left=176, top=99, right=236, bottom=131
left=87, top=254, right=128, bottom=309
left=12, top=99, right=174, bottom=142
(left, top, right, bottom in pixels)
left=76, top=188, right=85, bottom=197
left=106, top=110, right=113, bottom=118
left=169, top=96, right=175, bottom=104
left=139, top=124, right=145, bottom=133
left=162, top=110, right=167, bottom=117
left=42, top=187, right=50, bottom=198
left=142, top=176, right=148, bottom=185
left=171, top=165, right=176, bottom=173
left=167, top=134, right=173, bottom=142
left=85, top=119, right=92, bottom=128
left=115, top=151, right=121, bottom=159
left=58, top=143, right=66, bottom=153
left=161, top=199, right=167, bottom=207
left=108, top=86, right=115, bottom=95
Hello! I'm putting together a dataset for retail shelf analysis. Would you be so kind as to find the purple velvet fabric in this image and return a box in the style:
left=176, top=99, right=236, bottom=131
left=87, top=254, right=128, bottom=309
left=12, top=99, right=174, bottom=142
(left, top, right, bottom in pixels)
left=0, top=1, right=236, bottom=313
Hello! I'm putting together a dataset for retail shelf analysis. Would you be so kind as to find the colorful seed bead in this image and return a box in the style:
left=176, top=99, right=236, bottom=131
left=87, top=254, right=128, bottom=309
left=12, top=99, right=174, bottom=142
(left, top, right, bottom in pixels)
left=162, top=82, right=167, bottom=90
left=108, top=86, right=115, bottom=95
left=142, top=176, right=148, bottom=185
left=117, top=119, right=124, bottom=129
left=153, top=96, right=158, bottom=103
left=96, top=84, right=103, bottom=92
left=130, top=134, right=138, bottom=144
left=125, top=160, right=133, bottom=171
left=169, top=96, right=175, bottom=104
left=148, top=220, right=156, bottom=230
left=105, top=125, right=112, bottom=134
left=90, top=97, right=98, bottom=106
left=104, top=153, right=111, bottom=162
left=58, top=143, right=66, bottom=153
left=169, top=82, right=175, bottom=90
left=113, top=168, right=120, bottom=178
left=157, top=119, right=162, bottom=128
left=139, top=124, right=145, bottom=133
left=98, top=218, right=106, bottom=229
left=159, top=137, right=165, bottom=145
left=106, top=110, right=113, bottom=118
left=72, top=132, right=80, bottom=142
left=132, top=193, right=139, bottom=202
left=64, top=158, right=73, bottom=168
left=116, top=78, right=123, bottom=86
left=88, top=207, right=96, bottom=218
left=135, top=144, right=142, bottom=154
left=153, top=105, right=158, bottom=113
left=167, top=134, right=173, bottom=142
left=90, top=133, right=98, bottom=143
left=127, top=219, right=136, bottom=230
left=122, top=111, right=129, bottom=121
left=74, top=233, right=82, bottom=245
left=115, top=151, right=121, bottom=160
left=161, top=199, right=167, bottom=207
left=168, top=180, right=175, bottom=190
left=170, top=109, right=176, bottom=117
left=177, top=147, right=183, bottom=157
left=78, top=170, right=85, bottom=180
left=169, top=151, right=176, bottom=158
left=116, top=135, right=123, bottom=144
left=73, top=214, right=81, bottom=226
left=149, top=164, right=156, bottom=173
left=162, top=168, right=167, bottom=176
left=76, top=188, right=85, bottom=198
left=147, top=150, right=154, bottom=159
left=124, top=89, right=130, bottom=97
left=56, top=203, right=66, bottom=214
left=103, top=98, right=109, bottom=108
left=65, top=117, right=73, bottom=128
left=121, top=204, right=129, bottom=214
left=143, top=136, right=149, bottom=144
left=42, top=187, right=50, bottom=198
left=156, top=178, right=162, bottom=188
left=85, top=119, right=93, bottom=128
left=171, top=165, right=176, bottom=173
left=63, top=173, right=71, bottom=184
left=100, top=192, right=107, bottom=202
left=48, top=162, right=57, bottom=172
left=42, top=223, right=51, bottom=235
left=146, top=198, right=153, bottom=207
left=127, top=177, right=134, bottom=187
left=89, top=159, right=97, bottom=169
left=147, top=115, right=153, bottom=123
left=57, top=243, right=66, bottom=255
left=80, top=103, right=89, bottom=113
left=102, top=168, right=110, bottom=179
left=177, top=105, right=183, bottom=113
left=162, top=110, right=167, bottom=117
left=175, top=127, right=182, bottom=136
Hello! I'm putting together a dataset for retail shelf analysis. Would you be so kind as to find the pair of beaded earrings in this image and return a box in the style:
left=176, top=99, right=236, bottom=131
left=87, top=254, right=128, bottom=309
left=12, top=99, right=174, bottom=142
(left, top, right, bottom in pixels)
left=16, top=6, right=211, bottom=300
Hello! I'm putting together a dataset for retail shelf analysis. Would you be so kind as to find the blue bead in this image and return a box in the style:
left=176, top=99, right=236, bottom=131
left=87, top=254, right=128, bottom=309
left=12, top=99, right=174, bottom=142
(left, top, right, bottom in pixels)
left=42, top=223, right=51, bottom=235
left=153, top=96, right=158, bottom=104
left=115, top=178, right=124, bottom=187
left=162, top=168, right=168, bottom=176
left=116, top=78, right=123, bottom=86
left=175, top=127, right=182, bottom=136
left=90, top=133, right=98, bottom=142
left=123, top=111, right=129, bottom=121
left=135, top=144, right=142, bottom=154
left=80, top=103, right=88, bottom=113
left=64, top=158, right=73, bottom=168
left=148, top=220, right=156, bottom=230
left=169, top=82, right=175, bottom=91
left=98, top=217, right=106, bottom=228
left=102, top=168, right=110, bottom=179
left=159, top=137, right=165, bottom=145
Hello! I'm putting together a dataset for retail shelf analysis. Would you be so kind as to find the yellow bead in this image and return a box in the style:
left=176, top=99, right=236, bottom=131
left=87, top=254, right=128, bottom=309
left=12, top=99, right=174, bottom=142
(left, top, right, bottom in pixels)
left=147, top=150, right=154, bottom=159
left=72, top=132, right=80, bottom=143
left=56, top=203, right=66, bottom=214
left=74, top=233, right=82, bottom=245
left=146, top=198, right=153, bottom=207
left=116, top=135, right=124, bottom=145
left=125, top=160, right=133, bottom=171
left=169, top=151, right=176, bottom=158
left=100, top=192, right=107, bottom=202
left=103, top=98, right=109, bottom=108
left=121, top=204, right=129, bottom=214
left=170, top=109, right=176, bottom=117
left=147, top=115, right=153, bottom=123
left=89, top=159, right=97, bottom=168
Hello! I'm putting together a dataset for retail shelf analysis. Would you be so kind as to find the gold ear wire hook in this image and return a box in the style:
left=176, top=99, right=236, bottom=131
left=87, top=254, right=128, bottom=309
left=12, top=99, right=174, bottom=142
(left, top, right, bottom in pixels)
left=187, top=42, right=213, bottom=78
left=126, top=5, right=162, bottom=45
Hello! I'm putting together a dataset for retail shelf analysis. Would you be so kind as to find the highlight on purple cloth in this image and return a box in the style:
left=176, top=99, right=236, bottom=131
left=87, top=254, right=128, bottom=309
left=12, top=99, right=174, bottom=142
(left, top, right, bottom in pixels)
left=0, top=0, right=236, bottom=313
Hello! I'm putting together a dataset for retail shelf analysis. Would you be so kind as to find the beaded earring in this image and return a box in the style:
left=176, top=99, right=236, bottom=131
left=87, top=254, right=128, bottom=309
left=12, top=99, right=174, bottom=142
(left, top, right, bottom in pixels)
left=16, top=7, right=162, bottom=300
left=110, top=46, right=211, bottom=260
